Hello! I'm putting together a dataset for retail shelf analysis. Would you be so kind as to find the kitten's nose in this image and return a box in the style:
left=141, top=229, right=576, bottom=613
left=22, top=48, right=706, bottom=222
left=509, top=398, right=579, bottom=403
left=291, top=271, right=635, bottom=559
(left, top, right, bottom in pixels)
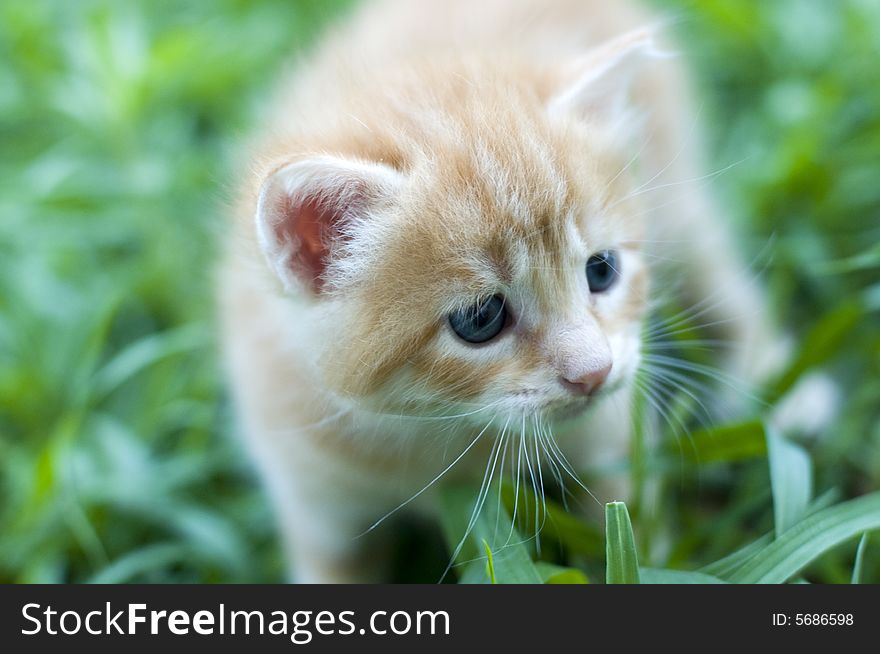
left=561, top=362, right=612, bottom=396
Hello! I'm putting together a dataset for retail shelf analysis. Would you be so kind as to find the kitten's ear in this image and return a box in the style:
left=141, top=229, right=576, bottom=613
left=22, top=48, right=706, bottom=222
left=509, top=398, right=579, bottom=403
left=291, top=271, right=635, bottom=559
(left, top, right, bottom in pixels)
left=548, top=26, right=671, bottom=123
left=255, top=156, right=403, bottom=294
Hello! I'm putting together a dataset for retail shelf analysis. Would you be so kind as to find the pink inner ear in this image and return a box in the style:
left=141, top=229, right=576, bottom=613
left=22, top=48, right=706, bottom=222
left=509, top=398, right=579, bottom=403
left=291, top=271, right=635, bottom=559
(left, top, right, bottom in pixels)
left=274, top=195, right=338, bottom=294
left=261, top=160, right=392, bottom=294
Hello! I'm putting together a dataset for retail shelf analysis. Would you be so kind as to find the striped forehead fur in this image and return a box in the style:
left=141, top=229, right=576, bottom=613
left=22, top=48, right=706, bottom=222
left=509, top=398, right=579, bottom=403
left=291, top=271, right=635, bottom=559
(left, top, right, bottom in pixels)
left=247, top=54, right=648, bottom=402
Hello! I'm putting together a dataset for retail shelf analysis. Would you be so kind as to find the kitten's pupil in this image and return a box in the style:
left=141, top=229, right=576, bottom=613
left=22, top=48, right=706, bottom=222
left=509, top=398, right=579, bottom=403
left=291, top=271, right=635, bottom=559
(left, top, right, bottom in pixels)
left=586, top=250, right=620, bottom=293
left=449, top=294, right=507, bottom=344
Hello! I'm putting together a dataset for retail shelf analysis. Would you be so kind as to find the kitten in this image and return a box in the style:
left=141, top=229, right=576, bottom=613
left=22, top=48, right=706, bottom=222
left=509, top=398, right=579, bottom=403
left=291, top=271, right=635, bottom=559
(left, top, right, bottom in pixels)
left=219, top=0, right=780, bottom=583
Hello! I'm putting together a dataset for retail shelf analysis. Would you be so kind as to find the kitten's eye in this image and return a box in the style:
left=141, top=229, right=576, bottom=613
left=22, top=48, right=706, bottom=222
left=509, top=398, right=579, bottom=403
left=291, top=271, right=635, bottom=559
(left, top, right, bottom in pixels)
left=586, top=250, right=620, bottom=293
left=448, top=294, right=507, bottom=344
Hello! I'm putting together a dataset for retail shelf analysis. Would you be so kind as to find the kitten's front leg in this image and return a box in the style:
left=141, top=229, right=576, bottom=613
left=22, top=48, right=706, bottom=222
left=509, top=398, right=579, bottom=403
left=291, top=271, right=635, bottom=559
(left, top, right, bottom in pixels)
left=279, top=503, right=392, bottom=584
left=248, top=435, right=397, bottom=584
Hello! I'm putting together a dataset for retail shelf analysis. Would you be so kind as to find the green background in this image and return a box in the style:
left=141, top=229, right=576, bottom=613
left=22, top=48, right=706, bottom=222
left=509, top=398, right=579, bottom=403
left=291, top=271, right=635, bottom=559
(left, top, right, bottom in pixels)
left=1, top=0, right=878, bottom=583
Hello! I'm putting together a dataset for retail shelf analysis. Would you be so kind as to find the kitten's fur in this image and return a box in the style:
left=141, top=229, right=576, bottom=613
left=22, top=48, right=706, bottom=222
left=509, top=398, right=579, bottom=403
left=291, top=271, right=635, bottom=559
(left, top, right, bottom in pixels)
left=220, top=0, right=780, bottom=583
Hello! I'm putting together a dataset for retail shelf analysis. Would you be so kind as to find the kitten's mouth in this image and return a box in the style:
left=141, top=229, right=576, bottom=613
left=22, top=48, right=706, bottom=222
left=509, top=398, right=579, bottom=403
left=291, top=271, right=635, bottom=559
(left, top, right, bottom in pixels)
left=539, top=379, right=622, bottom=421
left=542, top=397, right=594, bottom=421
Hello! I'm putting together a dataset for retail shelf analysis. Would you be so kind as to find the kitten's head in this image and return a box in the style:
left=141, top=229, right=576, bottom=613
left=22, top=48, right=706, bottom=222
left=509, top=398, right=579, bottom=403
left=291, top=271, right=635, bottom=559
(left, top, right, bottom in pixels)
left=253, top=29, right=659, bottom=427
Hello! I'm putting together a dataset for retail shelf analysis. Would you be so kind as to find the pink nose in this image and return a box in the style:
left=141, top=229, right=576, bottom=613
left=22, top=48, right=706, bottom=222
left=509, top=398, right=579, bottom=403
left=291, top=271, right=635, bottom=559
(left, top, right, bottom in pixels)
left=561, top=362, right=612, bottom=396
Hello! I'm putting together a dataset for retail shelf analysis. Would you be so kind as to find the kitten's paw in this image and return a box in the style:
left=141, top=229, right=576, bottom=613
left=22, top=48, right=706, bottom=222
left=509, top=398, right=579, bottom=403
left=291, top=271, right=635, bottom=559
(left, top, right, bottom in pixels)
left=770, top=371, right=840, bottom=438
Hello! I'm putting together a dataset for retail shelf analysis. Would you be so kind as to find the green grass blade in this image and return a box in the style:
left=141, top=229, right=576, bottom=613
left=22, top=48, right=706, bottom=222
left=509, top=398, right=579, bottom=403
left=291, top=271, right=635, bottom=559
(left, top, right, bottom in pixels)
left=729, top=491, right=880, bottom=583
left=87, top=543, right=193, bottom=583
left=92, top=323, right=210, bottom=399
left=767, top=427, right=812, bottom=537
left=438, top=486, right=480, bottom=565
left=483, top=539, right=496, bottom=584
left=501, top=483, right=603, bottom=557
left=677, top=420, right=767, bottom=464
left=767, top=301, right=864, bottom=402
left=820, top=241, right=880, bottom=274
left=535, top=562, right=589, bottom=584
left=700, top=533, right=773, bottom=579
left=439, top=485, right=542, bottom=584
left=640, top=568, right=726, bottom=584
left=605, top=502, right=640, bottom=584
left=851, top=533, right=870, bottom=584
left=457, top=561, right=493, bottom=584
left=702, top=489, right=842, bottom=580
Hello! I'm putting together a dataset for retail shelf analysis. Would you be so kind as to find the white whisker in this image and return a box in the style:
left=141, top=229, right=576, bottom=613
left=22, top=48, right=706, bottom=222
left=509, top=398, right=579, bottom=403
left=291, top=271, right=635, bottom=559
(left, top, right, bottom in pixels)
left=359, top=419, right=493, bottom=536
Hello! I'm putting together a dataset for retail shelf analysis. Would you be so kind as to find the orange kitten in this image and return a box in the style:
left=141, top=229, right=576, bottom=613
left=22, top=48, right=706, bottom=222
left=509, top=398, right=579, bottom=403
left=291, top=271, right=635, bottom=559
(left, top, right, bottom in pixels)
left=219, top=0, right=779, bottom=582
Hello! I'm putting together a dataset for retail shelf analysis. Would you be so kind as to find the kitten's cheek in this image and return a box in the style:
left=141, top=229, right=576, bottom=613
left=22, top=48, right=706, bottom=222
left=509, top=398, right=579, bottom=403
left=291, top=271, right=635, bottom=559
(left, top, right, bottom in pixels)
left=606, top=333, right=641, bottom=386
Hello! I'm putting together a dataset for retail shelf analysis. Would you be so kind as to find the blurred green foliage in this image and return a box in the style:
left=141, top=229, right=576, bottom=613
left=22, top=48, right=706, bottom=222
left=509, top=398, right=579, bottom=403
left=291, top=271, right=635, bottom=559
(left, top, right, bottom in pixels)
left=0, top=0, right=353, bottom=583
left=0, top=0, right=877, bottom=583
left=656, top=0, right=880, bottom=572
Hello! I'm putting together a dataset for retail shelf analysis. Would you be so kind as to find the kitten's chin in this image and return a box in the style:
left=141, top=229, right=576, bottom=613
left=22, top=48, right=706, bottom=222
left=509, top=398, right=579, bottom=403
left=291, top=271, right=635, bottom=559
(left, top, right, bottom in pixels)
left=542, top=398, right=594, bottom=422
left=540, top=380, right=625, bottom=423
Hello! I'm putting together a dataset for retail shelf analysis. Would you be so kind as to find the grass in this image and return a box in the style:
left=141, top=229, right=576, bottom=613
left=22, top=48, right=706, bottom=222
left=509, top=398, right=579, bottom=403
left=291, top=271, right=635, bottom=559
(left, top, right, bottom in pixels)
left=1, top=0, right=878, bottom=584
